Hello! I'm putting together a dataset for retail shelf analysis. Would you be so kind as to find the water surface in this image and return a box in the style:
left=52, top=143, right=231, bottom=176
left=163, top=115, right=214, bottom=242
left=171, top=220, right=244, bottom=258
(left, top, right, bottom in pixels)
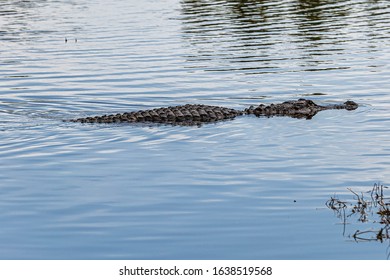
left=0, top=0, right=390, bottom=259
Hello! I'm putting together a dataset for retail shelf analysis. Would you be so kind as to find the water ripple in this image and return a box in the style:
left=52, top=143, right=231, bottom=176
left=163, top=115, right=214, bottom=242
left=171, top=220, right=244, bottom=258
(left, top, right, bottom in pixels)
left=1, top=0, right=390, bottom=259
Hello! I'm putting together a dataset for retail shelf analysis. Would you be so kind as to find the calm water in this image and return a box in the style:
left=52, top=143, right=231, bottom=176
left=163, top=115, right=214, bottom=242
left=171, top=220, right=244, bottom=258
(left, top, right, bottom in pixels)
left=1, top=0, right=389, bottom=259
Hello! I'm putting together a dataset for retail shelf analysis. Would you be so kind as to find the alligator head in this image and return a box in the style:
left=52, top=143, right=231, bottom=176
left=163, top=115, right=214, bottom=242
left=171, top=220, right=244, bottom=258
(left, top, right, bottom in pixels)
left=244, top=98, right=358, bottom=119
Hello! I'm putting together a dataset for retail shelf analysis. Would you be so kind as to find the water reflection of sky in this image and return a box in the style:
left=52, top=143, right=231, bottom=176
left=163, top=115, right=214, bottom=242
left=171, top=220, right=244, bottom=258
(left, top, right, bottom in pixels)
left=0, top=0, right=389, bottom=259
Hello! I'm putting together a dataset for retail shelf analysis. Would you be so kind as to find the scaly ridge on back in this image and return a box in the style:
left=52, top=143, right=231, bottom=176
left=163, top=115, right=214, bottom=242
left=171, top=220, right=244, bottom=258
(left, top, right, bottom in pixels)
left=69, top=104, right=243, bottom=125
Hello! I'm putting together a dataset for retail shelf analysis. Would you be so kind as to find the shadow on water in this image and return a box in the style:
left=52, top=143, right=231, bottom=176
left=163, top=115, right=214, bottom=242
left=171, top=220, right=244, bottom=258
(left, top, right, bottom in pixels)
left=326, top=183, right=390, bottom=259
left=179, top=0, right=390, bottom=73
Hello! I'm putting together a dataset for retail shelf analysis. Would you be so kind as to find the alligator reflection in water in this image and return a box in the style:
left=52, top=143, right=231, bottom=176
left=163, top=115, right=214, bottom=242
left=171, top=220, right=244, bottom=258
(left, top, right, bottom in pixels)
left=326, top=184, right=390, bottom=257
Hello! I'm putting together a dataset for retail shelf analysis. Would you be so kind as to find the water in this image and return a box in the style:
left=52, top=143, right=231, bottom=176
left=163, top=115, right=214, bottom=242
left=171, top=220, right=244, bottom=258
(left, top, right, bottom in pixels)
left=1, top=0, right=389, bottom=259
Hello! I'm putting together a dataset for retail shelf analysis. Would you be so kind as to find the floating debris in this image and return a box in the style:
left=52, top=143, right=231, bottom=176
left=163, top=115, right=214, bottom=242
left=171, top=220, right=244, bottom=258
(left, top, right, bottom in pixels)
left=65, top=38, right=77, bottom=43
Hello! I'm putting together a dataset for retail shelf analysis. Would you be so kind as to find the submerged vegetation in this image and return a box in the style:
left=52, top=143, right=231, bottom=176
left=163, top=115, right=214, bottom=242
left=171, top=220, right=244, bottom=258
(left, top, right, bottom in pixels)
left=326, top=183, right=390, bottom=254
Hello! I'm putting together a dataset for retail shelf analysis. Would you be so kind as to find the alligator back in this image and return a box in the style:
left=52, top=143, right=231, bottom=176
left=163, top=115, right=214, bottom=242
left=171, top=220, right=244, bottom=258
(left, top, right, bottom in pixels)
left=69, top=104, right=243, bottom=125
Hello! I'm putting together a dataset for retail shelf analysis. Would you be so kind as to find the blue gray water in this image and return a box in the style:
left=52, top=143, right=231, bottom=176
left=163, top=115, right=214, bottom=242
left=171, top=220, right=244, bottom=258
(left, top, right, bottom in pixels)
left=1, top=0, right=389, bottom=259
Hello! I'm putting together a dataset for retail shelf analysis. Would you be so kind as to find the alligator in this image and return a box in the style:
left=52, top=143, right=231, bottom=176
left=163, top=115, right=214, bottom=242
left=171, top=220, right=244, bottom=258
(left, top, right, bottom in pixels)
left=67, top=98, right=358, bottom=125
